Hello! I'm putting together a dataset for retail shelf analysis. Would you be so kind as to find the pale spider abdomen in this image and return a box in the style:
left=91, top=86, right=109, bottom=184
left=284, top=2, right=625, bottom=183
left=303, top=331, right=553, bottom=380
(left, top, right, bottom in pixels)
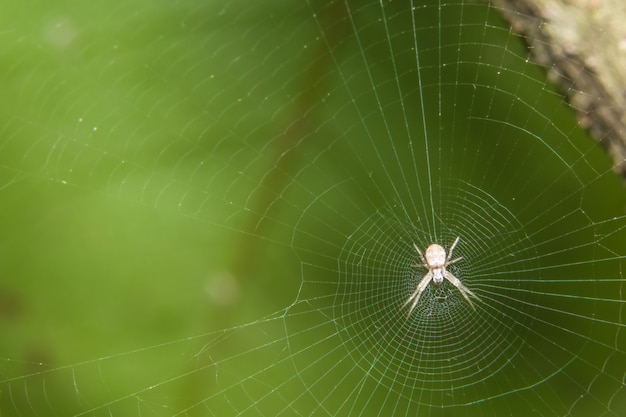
left=425, top=244, right=446, bottom=268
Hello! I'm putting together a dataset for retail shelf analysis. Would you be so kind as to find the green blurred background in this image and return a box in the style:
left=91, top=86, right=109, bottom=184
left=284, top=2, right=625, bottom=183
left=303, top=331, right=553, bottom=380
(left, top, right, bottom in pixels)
left=1, top=0, right=625, bottom=416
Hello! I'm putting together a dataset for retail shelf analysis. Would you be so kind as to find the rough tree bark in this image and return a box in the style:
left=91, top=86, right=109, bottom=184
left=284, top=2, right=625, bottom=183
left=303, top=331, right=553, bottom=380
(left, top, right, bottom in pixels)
left=490, top=0, right=626, bottom=179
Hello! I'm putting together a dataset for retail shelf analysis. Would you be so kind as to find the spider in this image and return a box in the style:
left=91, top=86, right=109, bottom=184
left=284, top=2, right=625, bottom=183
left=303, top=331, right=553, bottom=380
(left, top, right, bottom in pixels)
left=402, top=237, right=481, bottom=317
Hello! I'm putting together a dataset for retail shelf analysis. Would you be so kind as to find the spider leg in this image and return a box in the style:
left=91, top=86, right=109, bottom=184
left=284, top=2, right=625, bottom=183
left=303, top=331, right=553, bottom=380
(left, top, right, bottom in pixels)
left=443, top=271, right=481, bottom=310
left=402, top=271, right=433, bottom=317
left=411, top=242, right=427, bottom=268
left=446, top=236, right=460, bottom=263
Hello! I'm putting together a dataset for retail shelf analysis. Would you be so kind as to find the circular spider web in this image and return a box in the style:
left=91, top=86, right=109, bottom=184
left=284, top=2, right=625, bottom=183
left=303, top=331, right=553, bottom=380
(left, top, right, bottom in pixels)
left=335, top=185, right=534, bottom=393
left=285, top=175, right=581, bottom=413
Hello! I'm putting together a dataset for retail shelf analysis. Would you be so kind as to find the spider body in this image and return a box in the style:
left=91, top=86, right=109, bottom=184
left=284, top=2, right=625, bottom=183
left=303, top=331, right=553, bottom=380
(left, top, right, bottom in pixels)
left=402, top=237, right=481, bottom=317
left=424, top=244, right=447, bottom=283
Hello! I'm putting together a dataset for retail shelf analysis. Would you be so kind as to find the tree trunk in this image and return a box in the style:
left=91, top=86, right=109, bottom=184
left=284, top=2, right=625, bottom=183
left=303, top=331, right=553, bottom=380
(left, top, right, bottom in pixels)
left=490, top=0, right=626, bottom=179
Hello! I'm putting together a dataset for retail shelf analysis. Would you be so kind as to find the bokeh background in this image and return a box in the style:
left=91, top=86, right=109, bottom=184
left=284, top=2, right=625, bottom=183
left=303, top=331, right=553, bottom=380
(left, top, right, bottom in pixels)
left=1, top=1, right=625, bottom=416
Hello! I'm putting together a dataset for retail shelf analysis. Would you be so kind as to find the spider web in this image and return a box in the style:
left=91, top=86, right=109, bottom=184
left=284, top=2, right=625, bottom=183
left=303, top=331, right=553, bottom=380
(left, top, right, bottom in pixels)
left=1, top=0, right=625, bottom=416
